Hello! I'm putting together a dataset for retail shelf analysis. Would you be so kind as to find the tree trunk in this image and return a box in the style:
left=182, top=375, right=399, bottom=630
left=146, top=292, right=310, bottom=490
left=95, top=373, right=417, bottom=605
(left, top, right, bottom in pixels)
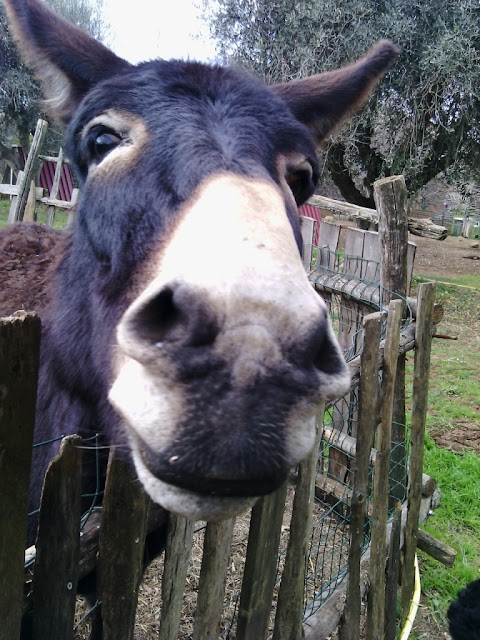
left=325, top=143, right=375, bottom=208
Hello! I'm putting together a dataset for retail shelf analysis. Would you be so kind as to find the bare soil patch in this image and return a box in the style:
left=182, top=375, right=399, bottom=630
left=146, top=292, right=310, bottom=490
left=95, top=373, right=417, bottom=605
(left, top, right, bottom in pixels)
left=431, top=421, right=480, bottom=454
left=411, top=233, right=480, bottom=455
left=410, top=232, right=480, bottom=279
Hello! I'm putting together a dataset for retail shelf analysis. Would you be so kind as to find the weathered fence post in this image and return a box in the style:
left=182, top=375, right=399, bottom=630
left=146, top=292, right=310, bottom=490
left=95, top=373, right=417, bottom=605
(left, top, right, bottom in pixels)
left=374, top=175, right=409, bottom=507
left=300, top=215, right=315, bottom=270
left=32, top=435, right=82, bottom=640
left=0, top=312, right=41, bottom=640
left=401, top=282, right=436, bottom=618
left=46, top=147, right=64, bottom=227
left=98, top=450, right=149, bottom=640
left=365, top=300, right=403, bottom=638
left=158, top=515, right=195, bottom=640
left=8, top=119, right=48, bottom=223
left=273, top=406, right=325, bottom=640
left=385, top=506, right=403, bottom=640
left=193, top=518, right=235, bottom=640
left=339, top=312, right=382, bottom=640
left=23, top=180, right=37, bottom=222
left=237, top=482, right=288, bottom=640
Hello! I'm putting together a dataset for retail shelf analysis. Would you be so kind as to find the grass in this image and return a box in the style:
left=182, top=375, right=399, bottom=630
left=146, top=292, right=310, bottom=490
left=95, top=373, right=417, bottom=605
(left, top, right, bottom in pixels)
left=408, top=277, right=480, bottom=631
left=416, top=273, right=480, bottom=291
left=0, top=199, right=10, bottom=226
left=0, top=197, right=69, bottom=229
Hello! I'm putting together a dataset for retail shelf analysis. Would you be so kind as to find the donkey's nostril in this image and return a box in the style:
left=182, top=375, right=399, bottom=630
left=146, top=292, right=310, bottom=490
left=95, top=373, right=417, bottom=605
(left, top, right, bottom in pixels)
left=132, top=284, right=219, bottom=347
left=134, top=286, right=181, bottom=343
left=313, top=330, right=347, bottom=375
left=298, top=313, right=347, bottom=377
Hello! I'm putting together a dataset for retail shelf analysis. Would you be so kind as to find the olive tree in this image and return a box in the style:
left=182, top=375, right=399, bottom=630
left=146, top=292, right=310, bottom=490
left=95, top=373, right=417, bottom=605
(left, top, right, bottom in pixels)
left=206, top=0, right=480, bottom=205
left=0, top=0, right=106, bottom=172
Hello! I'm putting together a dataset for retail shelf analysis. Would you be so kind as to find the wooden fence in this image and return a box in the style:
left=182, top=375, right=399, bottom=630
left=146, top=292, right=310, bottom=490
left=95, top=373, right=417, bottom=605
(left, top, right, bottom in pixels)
left=0, top=119, right=78, bottom=227
left=0, top=173, right=452, bottom=639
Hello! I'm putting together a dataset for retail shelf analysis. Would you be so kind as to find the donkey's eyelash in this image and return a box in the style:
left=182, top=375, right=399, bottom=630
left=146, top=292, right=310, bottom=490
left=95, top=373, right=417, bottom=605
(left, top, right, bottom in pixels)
left=80, top=125, right=124, bottom=165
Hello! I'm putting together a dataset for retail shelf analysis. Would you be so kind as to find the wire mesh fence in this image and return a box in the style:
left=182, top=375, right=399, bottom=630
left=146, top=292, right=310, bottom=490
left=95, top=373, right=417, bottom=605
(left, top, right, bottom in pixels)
left=21, top=241, right=414, bottom=639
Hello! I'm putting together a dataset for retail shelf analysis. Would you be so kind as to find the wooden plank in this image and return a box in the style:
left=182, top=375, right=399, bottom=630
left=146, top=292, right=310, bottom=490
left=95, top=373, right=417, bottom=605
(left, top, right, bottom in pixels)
left=39, top=196, right=76, bottom=210
left=193, top=518, right=235, bottom=640
left=273, top=409, right=325, bottom=640
left=46, top=148, right=64, bottom=227
left=416, top=529, right=456, bottom=567
left=343, top=227, right=365, bottom=276
left=308, top=194, right=444, bottom=241
left=315, top=474, right=354, bottom=508
left=300, top=215, right=315, bottom=271
left=316, top=221, right=340, bottom=271
left=159, top=515, right=195, bottom=640
left=339, top=313, right=382, bottom=640
left=308, top=195, right=377, bottom=224
left=365, top=300, right=403, bottom=639
left=237, top=481, right=288, bottom=640
left=67, top=189, right=80, bottom=227
left=407, top=241, right=417, bottom=294
left=8, top=170, right=24, bottom=224
left=98, top=450, right=149, bottom=640
left=0, top=184, right=44, bottom=198
left=401, top=282, right=436, bottom=618
left=0, top=312, right=40, bottom=640
left=39, top=154, right=70, bottom=164
left=32, top=436, right=82, bottom=640
left=374, top=176, right=409, bottom=507
left=362, top=230, right=381, bottom=282
left=384, top=506, right=402, bottom=640
left=23, top=181, right=37, bottom=222
left=9, top=119, right=48, bottom=223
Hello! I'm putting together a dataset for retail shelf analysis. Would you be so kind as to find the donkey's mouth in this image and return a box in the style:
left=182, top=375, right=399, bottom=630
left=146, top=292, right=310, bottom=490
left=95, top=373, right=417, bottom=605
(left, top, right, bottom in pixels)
left=135, top=436, right=288, bottom=498
left=142, top=456, right=286, bottom=498
left=130, top=443, right=259, bottom=520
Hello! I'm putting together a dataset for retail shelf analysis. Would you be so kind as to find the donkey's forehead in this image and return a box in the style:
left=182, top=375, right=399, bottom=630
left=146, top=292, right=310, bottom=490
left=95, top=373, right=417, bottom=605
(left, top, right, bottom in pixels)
left=69, top=60, right=316, bottom=157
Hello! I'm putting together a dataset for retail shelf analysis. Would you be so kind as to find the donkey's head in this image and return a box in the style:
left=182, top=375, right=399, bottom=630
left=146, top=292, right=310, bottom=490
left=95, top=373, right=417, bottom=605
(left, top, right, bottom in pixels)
left=4, top=0, right=398, bottom=520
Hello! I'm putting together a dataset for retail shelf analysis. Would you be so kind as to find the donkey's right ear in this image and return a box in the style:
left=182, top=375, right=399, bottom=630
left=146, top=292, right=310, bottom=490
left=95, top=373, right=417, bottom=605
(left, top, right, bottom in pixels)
left=3, top=0, right=132, bottom=124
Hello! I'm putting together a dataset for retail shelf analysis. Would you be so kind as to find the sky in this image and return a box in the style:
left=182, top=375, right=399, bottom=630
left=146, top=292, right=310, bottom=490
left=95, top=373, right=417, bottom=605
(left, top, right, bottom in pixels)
left=101, top=0, right=218, bottom=64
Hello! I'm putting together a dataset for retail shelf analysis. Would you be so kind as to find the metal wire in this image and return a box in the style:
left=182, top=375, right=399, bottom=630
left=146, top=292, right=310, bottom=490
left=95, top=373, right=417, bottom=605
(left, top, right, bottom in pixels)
left=26, top=242, right=412, bottom=636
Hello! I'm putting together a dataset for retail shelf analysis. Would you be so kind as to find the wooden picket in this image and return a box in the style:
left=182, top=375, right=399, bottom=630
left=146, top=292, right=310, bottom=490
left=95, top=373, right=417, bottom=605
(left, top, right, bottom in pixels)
left=32, top=436, right=82, bottom=640
left=0, top=312, right=40, bottom=640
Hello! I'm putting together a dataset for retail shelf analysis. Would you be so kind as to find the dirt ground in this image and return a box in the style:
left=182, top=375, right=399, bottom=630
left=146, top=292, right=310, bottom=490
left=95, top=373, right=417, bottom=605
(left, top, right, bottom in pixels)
left=411, top=232, right=480, bottom=455
left=410, top=232, right=480, bottom=279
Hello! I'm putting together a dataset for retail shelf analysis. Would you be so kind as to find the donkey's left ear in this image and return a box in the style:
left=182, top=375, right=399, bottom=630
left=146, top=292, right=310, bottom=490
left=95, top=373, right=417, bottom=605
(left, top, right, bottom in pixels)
left=272, top=41, right=400, bottom=144
left=3, top=0, right=132, bottom=124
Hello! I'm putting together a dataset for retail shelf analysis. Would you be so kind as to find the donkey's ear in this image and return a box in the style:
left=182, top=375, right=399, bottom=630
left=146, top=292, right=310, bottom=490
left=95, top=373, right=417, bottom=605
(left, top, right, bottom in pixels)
left=272, top=41, right=400, bottom=144
left=3, top=0, right=132, bottom=124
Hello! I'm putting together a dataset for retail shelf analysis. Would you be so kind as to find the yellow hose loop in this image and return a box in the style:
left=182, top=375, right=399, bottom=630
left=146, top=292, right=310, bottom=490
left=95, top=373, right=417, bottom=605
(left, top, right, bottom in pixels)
left=399, top=554, right=421, bottom=640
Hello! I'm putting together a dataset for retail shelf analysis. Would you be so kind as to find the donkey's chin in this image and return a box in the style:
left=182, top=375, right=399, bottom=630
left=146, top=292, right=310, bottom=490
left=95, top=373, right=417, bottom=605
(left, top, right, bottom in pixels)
left=131, top=449, right=257, bottom=521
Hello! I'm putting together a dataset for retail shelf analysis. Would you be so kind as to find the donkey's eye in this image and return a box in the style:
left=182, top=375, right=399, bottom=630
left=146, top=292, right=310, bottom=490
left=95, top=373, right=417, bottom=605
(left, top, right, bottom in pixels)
left=87, top=127, right=123, bottom=163
left=286, top=161, right=315, bottom=204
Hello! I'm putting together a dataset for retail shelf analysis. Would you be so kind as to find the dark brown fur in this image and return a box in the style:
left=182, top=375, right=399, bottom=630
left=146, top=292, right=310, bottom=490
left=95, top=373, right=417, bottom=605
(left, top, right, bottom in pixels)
left=0, top=223, right=65, bottom=315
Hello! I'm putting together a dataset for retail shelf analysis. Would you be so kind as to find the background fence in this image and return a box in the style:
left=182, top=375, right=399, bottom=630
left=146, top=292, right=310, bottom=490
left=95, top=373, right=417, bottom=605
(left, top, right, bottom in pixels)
left=0, top=133, right=446, bottom=639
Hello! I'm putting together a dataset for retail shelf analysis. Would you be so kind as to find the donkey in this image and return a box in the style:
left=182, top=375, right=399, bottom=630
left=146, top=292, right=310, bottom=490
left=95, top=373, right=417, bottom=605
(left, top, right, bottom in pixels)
left=2, top=0, right=398, bottom=634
